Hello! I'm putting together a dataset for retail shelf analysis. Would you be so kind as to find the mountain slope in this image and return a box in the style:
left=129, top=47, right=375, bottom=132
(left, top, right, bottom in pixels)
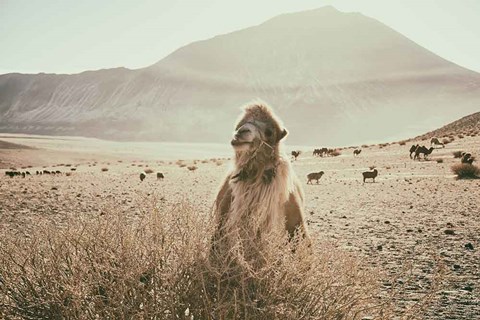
left=1, top=6, right=480, bottom=145
left=416, top=111, right=480, bottom=140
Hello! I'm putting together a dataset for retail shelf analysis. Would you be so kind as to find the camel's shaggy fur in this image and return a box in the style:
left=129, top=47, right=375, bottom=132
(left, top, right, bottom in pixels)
left=213, top=102, right=308, bottom=258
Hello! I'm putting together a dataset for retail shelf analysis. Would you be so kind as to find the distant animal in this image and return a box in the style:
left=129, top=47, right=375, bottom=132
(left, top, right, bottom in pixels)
left=55, top=170, right=61, bottom=174
left=461, top=153, right=475, bottom=164
left=362, top=169, right=378, bottom=183
left=25, top=171, right=31, bottom=175
left=157, top=172, right=164, bottom=179
left=139, top=172, right=146, bottom=182
left=307, top=171, right=324, bottom=184
left=313, top=149, right=321, bottom=157
left=414, top=146, right=434, bottom=160
left=430, top=137, right=444, bottom=148
left=291, top=150, right=301, bottom=161
left=70, top=168, right=76, bottom=171
left=409, top=144, right=419, bottom=159
left=43, top=170, right=51, bottom=174
left=353, top=149, right=362, bottom=156
left=21, top=172, right=26, bottom=178
left=5, top=171, right=14, bottom=178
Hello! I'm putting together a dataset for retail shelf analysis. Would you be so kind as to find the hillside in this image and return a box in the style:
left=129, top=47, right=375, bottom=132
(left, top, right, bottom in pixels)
left=416, top=111, right=480, bottom=140
left=1, top=6, right=480, bottom=145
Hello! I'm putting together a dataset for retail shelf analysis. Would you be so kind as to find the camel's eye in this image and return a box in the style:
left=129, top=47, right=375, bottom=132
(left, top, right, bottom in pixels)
left=265, top=128, right=273, bottom=137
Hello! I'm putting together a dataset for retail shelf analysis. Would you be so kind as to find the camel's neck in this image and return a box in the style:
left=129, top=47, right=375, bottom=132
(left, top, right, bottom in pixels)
left=233, top=144, right=281, bottom=184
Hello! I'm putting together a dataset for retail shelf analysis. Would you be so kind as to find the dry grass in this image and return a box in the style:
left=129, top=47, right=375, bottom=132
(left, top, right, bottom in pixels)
left=451, top=163, right=480, bottom=179
left=0, top=200, right=418, bottom=319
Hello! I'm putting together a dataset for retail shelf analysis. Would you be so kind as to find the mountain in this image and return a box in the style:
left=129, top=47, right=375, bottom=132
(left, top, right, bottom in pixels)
left=416, top=111, right=480, bottom=140
left=1, top=6, right=480, bottom=146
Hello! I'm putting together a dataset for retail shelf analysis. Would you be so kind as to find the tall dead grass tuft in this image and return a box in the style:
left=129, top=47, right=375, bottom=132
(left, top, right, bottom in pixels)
left=451, top=163, right=480, bottom=179
left=0, top=201, right=437, bottom=319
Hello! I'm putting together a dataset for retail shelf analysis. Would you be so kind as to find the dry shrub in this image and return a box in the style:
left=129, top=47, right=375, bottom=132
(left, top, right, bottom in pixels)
left=101, top=167, right=109, bottom=172
left=0, top=202, right=399, bottom=319
left=144, top=168, right=154, bottom=174
left=398, top=141, right=407, bottom=146
left=452, top=151, right=463, bottom=158
left=436, top=159, right=444, bottom=163
left=451, top=163, right=480, bottom=179
left=458, top=134, right=464, bottom=139
left=187, top=165, right=198, bottom=171
left=179, top=164, right=187, bottom=168
left=442, top=138, right=450, bottom=145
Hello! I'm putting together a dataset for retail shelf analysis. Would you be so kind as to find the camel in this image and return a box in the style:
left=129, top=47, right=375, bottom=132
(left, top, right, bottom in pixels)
left=409, top=144, right=419, bottom=159
left=414, top=146, right=434, bottom=160
left=431, top=137, right=445, bottom=148
left=213, top=102, right=308, bottom=256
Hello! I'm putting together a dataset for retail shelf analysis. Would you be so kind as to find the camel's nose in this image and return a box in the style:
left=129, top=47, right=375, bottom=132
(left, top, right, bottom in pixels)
left=235, top=128, right=250, bottom=139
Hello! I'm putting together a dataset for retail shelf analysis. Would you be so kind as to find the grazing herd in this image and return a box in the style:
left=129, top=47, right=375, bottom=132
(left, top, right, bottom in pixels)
left=305, top=135, right=476, bottom=185
left=4, top=170, right=64, bottom=178
left=307, top=146, right=379, bottom=184
left=313, top=148, right=338, bottom=157
left=5, top=167, right=166, bottom=183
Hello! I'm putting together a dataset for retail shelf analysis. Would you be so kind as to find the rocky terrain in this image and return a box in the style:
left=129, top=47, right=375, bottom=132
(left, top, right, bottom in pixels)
left=417, top=111, right=480, bottom=141
left=1, top=131, right=479, bottom=318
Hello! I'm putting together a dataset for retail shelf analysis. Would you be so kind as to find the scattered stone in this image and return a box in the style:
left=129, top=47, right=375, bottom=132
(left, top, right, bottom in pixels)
left=464, top=243, right=474, bottom=250
left=463, top=285, right=474, bottom=292
left=444, top=229, right=455, bottom=235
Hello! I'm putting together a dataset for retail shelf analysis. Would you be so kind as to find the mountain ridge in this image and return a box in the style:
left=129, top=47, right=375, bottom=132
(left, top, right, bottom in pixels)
left=1, top=6, right=480, bottom=146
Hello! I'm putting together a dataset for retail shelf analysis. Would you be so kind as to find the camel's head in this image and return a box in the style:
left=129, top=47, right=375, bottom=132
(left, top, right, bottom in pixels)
left=231, top=103, right=287, bottom=152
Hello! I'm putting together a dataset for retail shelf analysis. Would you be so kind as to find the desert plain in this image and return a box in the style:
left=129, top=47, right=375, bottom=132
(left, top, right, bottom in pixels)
left=0, top=133, right=479, bottom=319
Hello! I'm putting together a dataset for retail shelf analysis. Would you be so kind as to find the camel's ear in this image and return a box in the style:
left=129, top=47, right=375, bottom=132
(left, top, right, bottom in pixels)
left=278, top=128, right=288, bottom=141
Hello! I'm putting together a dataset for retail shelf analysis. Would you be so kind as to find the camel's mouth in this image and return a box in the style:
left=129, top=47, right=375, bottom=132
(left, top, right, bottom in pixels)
left=230, top=139, right=252, bottom=147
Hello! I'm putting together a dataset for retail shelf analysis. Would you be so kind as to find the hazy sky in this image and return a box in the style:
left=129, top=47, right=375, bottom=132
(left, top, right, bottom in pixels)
left=1, top=0, right=480, bottom=75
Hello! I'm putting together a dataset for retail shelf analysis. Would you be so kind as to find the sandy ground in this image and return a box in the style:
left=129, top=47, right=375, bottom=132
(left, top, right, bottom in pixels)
left=1, top=135, right=479, bottom=319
